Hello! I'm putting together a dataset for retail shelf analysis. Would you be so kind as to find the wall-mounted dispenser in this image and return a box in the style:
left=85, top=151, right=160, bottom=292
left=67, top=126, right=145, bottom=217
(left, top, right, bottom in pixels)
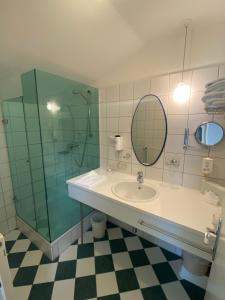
left=110, top=135, right=123, bottom=151
left=202, top=157, right=214, bottom=176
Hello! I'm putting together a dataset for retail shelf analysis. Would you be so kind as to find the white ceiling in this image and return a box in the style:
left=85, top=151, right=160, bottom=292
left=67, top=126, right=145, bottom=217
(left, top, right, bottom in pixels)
left=1, top=0, right=225, bottom=95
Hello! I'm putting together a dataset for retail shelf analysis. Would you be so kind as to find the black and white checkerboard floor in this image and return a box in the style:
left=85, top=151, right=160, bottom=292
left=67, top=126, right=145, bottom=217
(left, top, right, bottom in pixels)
left=5, top=222, right=205, bottom=300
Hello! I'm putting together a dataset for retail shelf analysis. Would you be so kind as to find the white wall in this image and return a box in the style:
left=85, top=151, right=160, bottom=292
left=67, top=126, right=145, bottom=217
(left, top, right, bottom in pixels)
left=0, top=105, right=16, bottom=234
left=99, top=63, right=225, bottom=190
left=97, top=23, right=225, bottom=86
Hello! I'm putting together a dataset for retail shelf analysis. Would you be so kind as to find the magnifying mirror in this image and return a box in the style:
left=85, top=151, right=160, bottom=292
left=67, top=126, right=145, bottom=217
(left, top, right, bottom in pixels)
left=195, top=121, right=224, bottom=146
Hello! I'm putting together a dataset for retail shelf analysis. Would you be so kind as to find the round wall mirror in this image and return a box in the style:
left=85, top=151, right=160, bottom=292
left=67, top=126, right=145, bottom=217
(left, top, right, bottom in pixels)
left=195, top=122, right=224, bottom=146
left=131, top=94, right=167, bottom=166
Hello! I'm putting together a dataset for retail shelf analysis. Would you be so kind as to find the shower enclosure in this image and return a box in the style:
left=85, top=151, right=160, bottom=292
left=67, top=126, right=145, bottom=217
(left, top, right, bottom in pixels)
left=2, top=69, right=99, bottom=242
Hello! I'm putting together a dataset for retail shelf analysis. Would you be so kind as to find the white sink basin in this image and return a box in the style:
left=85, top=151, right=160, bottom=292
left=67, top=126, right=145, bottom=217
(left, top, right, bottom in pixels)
left=111, top=181, right=157, bottom=202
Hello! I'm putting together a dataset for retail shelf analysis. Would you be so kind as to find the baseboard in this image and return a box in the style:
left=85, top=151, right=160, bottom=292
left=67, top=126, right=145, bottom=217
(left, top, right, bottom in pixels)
left=16, top=212, right=94, bottom=260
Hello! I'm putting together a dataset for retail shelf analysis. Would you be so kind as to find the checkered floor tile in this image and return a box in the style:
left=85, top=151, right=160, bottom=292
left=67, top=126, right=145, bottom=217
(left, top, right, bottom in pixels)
left=5, top=223, right=206, bottom=300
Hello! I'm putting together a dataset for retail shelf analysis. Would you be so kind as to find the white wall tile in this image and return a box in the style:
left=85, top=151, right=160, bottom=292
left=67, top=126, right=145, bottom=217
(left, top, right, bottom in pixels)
left=210, top=138, right=225, bottom=159
left=184, top=155, right=202, bottom=176
left=108, top=146, right=118, bottom=160
left=131, top=164, right=146, bottom=176
left=0, top=105, right=16, bottom=234
left=132, top=99, right=139, bottom=115
left=119, top=100, right=133, bottom=117
left=0, top=208, right=6, bottom=221
left=107, top=118, right=118, bottom=132
left=106, top=85, right=119, bottom=102
left=107, top=102, right=119, bottom=118
left=189, top=91, right=206, bottom=114
left=188, top=114, right=213, bottom=134
left=163, top=170, right=183, bottom=185
left=0, top=220, right=9, bottom=234
left=122, top=133, right=132, bottom=148
left=165, top=135, right=184, bottom=154
left=158, top=95, right=168, bottom=115
left=167, top=115, right=188, bottom=134
left=131, top=150, right=139, bottom=165
left=117, top=161, right=132, bottom=174
left=146, top=167, right=163, bottom=181
left=164, top=153, right=184, bottom=173
left=183, top=174, right=203, bottom=190
left=186, top=135, right=209, bottom=157
left=152, top=154, right=164, bottom=169
left=219, top=64, right=225, bottom=78
left=99, top=88, right=107, bottom=102
left=151, top=75, right=169, bottom=95
left=99, top=102, right=107, bottom=118
left=119, top=148, right=132, bottom=164
left=167, top=95, right=189, bottom=115
left=0, top=148, right=8, bottom=163
left=0, top=163, right=11, bottom=179
left=119, top=82, right=134, bottom=100
left=209, top=158, right=225, bottom=180
left=0, top=133, right=7, bottom=148
left=191, top=67, right=219, bottom=92
left=99, top=118, right=107, bottom=132
left=134, top=79, right=150, bottom=99
left=100, top=145, right=108, bottom=159
left=99, top=64, right=224, bottom=191
left=169, top=71, right=192, bottom=95
left=119, top=117, right=131, bottom=133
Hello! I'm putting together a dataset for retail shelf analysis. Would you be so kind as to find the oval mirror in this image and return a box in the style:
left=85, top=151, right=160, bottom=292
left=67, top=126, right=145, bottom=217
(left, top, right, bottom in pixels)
left=195, top=121, right=224, bottom=146
left=131, top=94, right=167, bottom=166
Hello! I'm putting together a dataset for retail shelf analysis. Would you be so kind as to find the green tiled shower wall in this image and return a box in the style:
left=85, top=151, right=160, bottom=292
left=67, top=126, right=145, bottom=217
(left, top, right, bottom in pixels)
left=2, top=69, right=100, bottom=242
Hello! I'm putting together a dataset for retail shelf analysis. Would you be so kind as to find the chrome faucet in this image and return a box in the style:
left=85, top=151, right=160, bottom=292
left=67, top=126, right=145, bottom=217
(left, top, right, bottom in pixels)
left=137, top=171, right=144, bottom=184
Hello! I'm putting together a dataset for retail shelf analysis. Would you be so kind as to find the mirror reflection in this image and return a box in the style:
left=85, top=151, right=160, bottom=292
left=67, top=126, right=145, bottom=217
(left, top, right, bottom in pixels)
left=131, top=94, right=167, bottom=166
left=195, top=122, right=224, bottom=146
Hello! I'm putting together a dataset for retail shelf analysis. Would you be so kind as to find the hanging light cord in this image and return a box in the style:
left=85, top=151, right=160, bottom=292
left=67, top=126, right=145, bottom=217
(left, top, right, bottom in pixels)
left=182, top=25, right=188, bottom=81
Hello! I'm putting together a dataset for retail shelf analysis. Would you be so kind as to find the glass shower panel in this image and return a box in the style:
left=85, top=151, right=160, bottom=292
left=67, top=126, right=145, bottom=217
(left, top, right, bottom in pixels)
left=1, top=97, right=36, bottom=229
left=21, top=71, right=50, bottom=241
left=35, top=69, right=99, bottom=241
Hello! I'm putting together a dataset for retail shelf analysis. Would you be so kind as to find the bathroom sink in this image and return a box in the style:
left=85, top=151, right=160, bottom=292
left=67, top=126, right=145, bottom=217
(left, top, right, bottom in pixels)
left=111, top=181, right=157, bottom=202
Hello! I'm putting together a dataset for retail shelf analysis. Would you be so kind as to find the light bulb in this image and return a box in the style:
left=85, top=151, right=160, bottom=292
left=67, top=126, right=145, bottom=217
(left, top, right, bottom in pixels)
left=173, top=82, right=191, bottom=104
left=47, top=101, right=60, bottom=113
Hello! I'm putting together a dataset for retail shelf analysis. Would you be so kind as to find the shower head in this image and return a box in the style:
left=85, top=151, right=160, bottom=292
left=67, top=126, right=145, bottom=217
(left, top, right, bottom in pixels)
left=72, top=89, right=91, bottom=105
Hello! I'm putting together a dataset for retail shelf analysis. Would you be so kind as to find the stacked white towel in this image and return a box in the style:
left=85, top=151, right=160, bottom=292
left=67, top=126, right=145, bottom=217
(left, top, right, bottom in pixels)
left=202, top=77, right=225, bottom=112
left=75, top=170, right=106, bottom=188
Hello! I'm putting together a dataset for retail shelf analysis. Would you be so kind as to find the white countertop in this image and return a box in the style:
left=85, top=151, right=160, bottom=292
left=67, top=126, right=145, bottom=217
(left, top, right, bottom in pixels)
left=67, top=169, right=222, bottom=235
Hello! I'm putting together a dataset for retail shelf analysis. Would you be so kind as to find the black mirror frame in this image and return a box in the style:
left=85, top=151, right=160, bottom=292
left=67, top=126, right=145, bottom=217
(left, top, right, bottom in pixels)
left=131, top=94, right=167, bottom=166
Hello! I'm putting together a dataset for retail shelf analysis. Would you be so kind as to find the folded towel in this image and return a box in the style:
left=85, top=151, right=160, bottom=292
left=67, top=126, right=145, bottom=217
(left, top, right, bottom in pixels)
left=205, top=106, right=225, bottom=112
left=204, top=101, right=225, bottom=111
left=205, top=104, right=225, bottom=110
left=203, top=100, right=225, bottom=107
left=205, top=84, right=225, bottom=93
left=203, top=96, right=225, bottom=104
left=202, top=91, right=225, bottom=102
left=206, top=77, right=225, bottom=88
left=75, top=171, right=106, bottom=188
left=202, top=97, right=225, bottom=104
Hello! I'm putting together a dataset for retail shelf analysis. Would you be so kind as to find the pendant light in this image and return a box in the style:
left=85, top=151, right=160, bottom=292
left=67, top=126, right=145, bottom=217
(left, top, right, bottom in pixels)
left=173, top=24, right=191, bottom=104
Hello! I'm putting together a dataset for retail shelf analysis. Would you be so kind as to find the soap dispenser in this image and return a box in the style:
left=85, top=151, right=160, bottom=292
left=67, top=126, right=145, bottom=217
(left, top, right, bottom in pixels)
left=201, top=157, right=213, bottom=176
left=110, top=135, right=123, bottom=151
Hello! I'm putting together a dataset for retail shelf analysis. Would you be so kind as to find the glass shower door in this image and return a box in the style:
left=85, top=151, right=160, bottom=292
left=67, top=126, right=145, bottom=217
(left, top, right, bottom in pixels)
left=35, top=69, right=99, bottom=241
left=1, top=97, right=37, bottom=229
left=21, top=71, right=50, bottom=241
